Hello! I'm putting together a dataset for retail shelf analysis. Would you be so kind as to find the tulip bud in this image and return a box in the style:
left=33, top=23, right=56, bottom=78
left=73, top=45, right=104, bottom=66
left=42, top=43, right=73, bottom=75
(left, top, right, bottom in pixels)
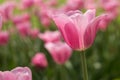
left=45, top=42, right=72, bottom=64
left=32, top=53, right=48, bottom=69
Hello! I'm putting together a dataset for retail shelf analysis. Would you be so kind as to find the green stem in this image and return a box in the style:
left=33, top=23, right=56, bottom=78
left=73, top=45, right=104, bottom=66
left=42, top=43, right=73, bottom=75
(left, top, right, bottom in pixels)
left=80, top=51, right=88, bottom=80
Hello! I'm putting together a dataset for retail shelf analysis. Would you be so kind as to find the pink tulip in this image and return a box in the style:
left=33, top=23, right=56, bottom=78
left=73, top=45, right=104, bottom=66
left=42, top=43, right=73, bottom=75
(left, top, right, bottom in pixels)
left=0, top=14, right=2, bottom=30
left=62, top=0, right=84, bottom=11
left=84, top=0, right=96, bottom=9
left=99, top=13, right=113, bottom=31
left=12, top=13, right=30, bottom=25
left=0, top=67, right=32, bottom=80
left=32, top=53, right=48, bottom=68
left=37, top=7, right=51, bottom=27
left=16, top=22, right=31, bottom=37
left=100, top=0, right=119, bottom=12
left=0, top=2, right=16, bottom=22
left=0, top=31, right=9, bottom=45
left=38, top=30, right=61, bottom=43
left=45, top=42, right=72, bottom=64
left=52, top=9, right=106, bottom=51
left=21, top=0, right=34, bottom=9
left=46, top=0, right=58, bottom=6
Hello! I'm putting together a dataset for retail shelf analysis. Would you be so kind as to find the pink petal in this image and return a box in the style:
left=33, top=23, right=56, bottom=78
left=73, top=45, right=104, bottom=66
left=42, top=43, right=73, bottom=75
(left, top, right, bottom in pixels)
left=84, top=9, right=96, bottom=22
left=0, top=71, right=3, bottom=80
left=45, top=42, right=72, bottom=64
left=3, top=71, right=16, bottom=80
left=66, top=10, right=82, bottom=16
left=11, top=67, right=32, bottom=80
left=0, top=14, right=2, bottom=30
left=52, top=13, right=80, bottom=49
left=52, top=13, right=70, bottom=30
left=84, top=15, right=106, bottom=49
left=32, top=53, right=48, bottom=68
left=64, top=22, right=80, bottom=49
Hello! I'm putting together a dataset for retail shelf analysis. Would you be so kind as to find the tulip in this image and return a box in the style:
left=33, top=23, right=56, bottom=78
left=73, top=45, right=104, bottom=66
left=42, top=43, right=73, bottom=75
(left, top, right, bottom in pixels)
left=99, top=13, right=112, bottom=31
left=0, top=67, right=32, bottom=80
left=0, top=1, right=16, bottom=22
left=21, top=0, right=34, bottom=9
left=37, top=7, right=51, bottom=27
left=12, top=13, right=30, bottom=25
left=38, top=30, right=61, bottom=43
left=46, top=0, right=58, bottom=6
left=45, top=42, right=72, bottom=64
left=100, top=0, right=119, bottom=11
left=16, top=22, right=31, bottom=37
left=52, top=9, right=106, bottom=51
left=0, top=14, right=2, bottom=30
left=0, top=31, right=9, bottom=45
left=32, top=53, right=48, bottom=68
left=62, top=0, right=84, bottom=11
left=84, top=0, right=96, bottom=9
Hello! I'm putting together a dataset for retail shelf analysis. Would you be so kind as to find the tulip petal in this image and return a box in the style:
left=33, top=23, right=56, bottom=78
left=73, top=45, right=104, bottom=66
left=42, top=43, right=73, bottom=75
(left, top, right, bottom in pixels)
left=64, top=22, right=80, bottom=49
left=66, top=10, right=82, bottom=16
left=3, top=71, right=16, bottom=80
left=52, top=13, right=70, bottom=30
left=11, top=67, right=32, bottom=80
left=52, top=13, right=80, bottom=49
left=0, top=71, right=3, bottom=80
left=84, top=15, right=106, bottom=48
left=84, top=9, right=96, bottom=22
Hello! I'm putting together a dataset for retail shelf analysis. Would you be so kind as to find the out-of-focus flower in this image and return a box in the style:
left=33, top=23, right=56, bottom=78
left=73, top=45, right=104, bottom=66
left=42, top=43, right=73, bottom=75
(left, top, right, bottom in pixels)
left=20, top=0, right=34, bottom=9
left=32, top=53, right=48, bottom=69
left=99, top=13, right=112, bottom=31
left=84, top=0, right=96, bottom=9
left=16, top=22, right=31, bottom=37
left=29, top=28, right=39, bottom=39
left=100, top=0, right=119, bottom=11
left=0, top=14, right=2, bottom=30
left=61, top=0, right=84, bottom=11
left=36, top=7, right=51, bottom=27
left=0, top=67, right=32, bottom=80
left=0, top=1, right=16, bottom=22
left=45, top=42, right=72, bottom=64
left=52, top=9, right=106, bottom=51
left=38, top=30, right=61, bottom=43
left=46, top=0, right=58, bottom=7
left=12, top=13, right=30, bottom=25
left=0, top=31, right=9, bottom=46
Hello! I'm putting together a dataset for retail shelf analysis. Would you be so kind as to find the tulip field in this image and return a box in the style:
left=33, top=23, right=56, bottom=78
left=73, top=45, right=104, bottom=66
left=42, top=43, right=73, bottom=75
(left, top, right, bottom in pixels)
left=0, top=0, right=120, bottom=80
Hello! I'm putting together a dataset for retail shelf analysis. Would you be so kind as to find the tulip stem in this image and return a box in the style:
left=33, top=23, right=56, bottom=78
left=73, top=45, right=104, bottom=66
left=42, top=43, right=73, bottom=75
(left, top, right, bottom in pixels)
left=80, top=51, right=88, bottom=80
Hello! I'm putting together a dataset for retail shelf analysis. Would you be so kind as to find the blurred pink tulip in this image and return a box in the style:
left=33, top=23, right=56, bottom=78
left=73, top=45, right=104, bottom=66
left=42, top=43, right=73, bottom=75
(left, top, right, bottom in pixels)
left=0, top=2, right=16, bottom=22
left=0, top=14, right=2, bottom=30
left=21, top=0, right=34, bottom=9
left=37, top=7, right=51, bottom=27
left=52, top=9, right=106, bottom=51
left=29, top=28, right=39, bottom=39
left=46, top=0, right=58, bottom=6
left=38, top=30, right=61, bottom=43
left=0, top=31, right=9, bottom=45
left=62, top=0, right=84, bottom=11
left=16, top=22, right=31, bottom=37
left=100, top=0, right=119, bottom=11
left=32, top=53, right=48, bottom=68
left=12, top=13, right=30, bottom=25
left=45, top=42, right=72, bottom=64
left=0, top=67, right=32, bottom=80
left=99, top=13, right=113, bottom=31
left=84, top=0, right=96, bottom=9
